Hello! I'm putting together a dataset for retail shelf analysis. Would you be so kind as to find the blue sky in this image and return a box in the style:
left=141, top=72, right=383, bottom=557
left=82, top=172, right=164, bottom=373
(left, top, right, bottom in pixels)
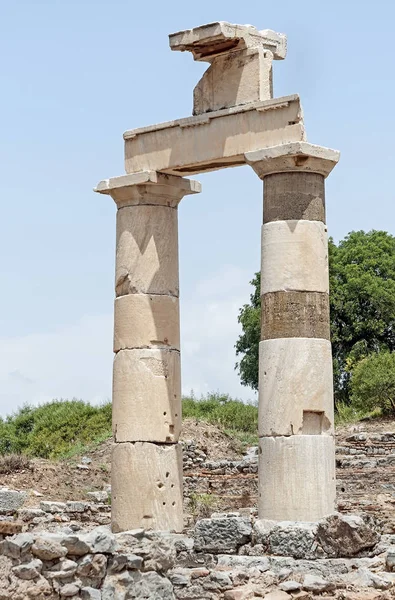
left=0, top=0, right=394, bottom=414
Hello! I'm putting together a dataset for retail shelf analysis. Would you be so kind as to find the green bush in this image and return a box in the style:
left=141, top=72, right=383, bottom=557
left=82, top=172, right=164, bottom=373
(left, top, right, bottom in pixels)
left=350, top=352, right=395, bottom=415
left=182, top=392, right=258, bottom=433
left=0, top=399, right=112, bottom=459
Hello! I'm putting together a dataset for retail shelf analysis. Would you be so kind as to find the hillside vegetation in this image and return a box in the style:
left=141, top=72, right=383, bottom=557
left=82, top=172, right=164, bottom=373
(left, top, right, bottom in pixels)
left=0, top=393, right=258, bottom=460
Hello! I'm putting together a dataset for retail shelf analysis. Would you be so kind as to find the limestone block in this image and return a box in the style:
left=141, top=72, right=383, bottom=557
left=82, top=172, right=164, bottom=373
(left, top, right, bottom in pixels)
left=116, top=205, right=178, bottom=297
left=263, top=172, right=325, bottom=223
left=258, top=435, right=336, bottom=521
left=111, top=442, right=183, bottom=533
left=261, top=291, right=330, bottom=340
left=169, top=22, right=287, bottom=61
left=245, top=141, right=340, bottom=179
left=261, top=220, right=329, bottom=294
left=113, top=348, right=181, bottom=443
left=124, top=95, right=305, bottom=176
left=193, top=48, right=273, bottom=115
left=95, top=171, right=201, bottom=208
left=258, top=338, right=334, bottom=436
left=114, top=294, right=180, bottom=352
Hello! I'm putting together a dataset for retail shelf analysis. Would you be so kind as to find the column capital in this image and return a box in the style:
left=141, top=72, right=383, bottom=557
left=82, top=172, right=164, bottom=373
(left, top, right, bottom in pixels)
left=94, top=171, right=201, bottom=208
left=245, top=142, right=340, bottom=179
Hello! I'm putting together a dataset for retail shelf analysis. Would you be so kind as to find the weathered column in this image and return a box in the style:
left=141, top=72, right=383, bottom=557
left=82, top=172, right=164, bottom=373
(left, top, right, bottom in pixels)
left=245, top=142, right=340, bottom=522
left=95, top=171, right=201, bottom=532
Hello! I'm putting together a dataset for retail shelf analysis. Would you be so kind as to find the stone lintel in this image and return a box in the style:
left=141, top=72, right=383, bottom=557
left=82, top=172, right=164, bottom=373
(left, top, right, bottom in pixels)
left=124, top=95, right=305, bottom=176
left=94, top=171, right=201, bottom=206
left=169, top=22, right=286, bottom=61
left=245, top=142, right=340, bottom=179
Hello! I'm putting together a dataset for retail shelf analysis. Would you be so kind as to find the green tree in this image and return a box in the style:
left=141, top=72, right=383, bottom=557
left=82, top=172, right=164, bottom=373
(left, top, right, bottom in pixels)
left=350, top=352, right=395, bottom=414
left=235, top=230, right=395, bottom=403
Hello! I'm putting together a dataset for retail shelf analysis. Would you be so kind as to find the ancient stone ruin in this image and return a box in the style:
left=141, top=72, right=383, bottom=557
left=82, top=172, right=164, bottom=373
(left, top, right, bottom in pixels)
left=95, top=21, right=339, bottom=533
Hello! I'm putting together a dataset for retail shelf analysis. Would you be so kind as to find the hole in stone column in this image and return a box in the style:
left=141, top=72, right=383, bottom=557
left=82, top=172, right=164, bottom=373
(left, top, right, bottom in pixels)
left=163, top=412, right=167, bottom=416
left=169, top=425, right=174, bottom=434
left=175, top=413, right=178, bottom=417
left=172, top=502, right=176, bottom=506
left=259, top=447, right=262, bottom=454
left=166, top=472, right=170, bottom=478
left=171, top=484, right=174, bottom=488
left=341, top=487, right=345, bottom=493
left=302, top=411, right=324, bottom=434
left=157, top=482, right=164, bottom=489
left=163, top=502, right=166, bottom=506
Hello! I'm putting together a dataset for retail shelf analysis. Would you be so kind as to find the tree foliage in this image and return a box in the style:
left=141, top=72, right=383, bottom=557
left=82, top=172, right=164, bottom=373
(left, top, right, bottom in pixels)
left=235, top=230, right=395, bottom=404
left=350, top=352, right=395, bottom=414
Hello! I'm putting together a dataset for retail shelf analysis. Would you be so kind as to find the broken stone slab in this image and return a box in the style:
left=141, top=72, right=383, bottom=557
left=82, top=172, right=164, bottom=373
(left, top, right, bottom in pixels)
left=252, top=514, right=380, bottom=559
left=86, top=491, right=109, bottom=504
left=303, top=573, right=335, bottom=593
left=123, top=96, right=305, bottom=176
left=81, top=588, right=101, bottom=600
left=12, top=558, right=43, bottom=580
left=0, top=488, right=27, bottom=514
left=170, top=22, right=287, bottom=114
left=194, top=516, right=252, bottom=553
left=3, top=532, right=34, bottom=559
left=32, top=537, right=69, bottom=561
left=169, top=22, right=286, bottom=61
left=0, top=520, right=23, bottom=534
left=316, top=513, right=380, bottom=558
left=18, top=508, right=46, bottom=522
left=40, top=501, right=67, bottom=514
left=65, top=501, right=90, bottom=513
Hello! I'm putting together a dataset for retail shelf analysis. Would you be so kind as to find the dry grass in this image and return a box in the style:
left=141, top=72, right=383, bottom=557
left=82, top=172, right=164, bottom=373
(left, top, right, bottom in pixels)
left=0, top=454, right=32, bottom=474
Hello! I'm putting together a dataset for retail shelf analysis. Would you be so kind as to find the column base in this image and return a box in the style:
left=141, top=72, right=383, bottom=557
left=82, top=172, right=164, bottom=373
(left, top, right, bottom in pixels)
left=111, top=442, right=183, bottom=533
left=258, top=435, right=336, bottom=522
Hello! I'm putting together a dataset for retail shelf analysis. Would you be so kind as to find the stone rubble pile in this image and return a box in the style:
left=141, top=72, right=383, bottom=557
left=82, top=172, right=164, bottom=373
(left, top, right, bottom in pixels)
left=2, top=511, right=395, bottom=599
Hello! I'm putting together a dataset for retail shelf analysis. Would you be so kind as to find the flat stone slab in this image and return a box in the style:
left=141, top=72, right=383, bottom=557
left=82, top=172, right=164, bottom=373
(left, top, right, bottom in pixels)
left=169, top=22, right=287, bottom=61
left=124, top=95, right=305, bottom=176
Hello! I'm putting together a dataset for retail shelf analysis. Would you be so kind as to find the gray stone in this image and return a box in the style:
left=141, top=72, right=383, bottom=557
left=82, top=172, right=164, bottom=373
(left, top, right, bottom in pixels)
left=0, top=488, right=27, bottom=514
left=81, top=588, right=101, bottom=600
left=85, top=528, right=117, bottom=554
left=12, top=558, right=43, bottom=580
left=316, top=513, right=379, bottom=557
left=279, top=580, right=301, bottom=592
left=87, top=491, right=109, bottom=503
left=269, top=522, right=319, bottom=559
left=386, top=546, right=395, bottom=571
left=102, top=571, right=174, bottom=600
left=77, top=553, right=107, bottom=579
left=40, top=501, right=67, bottom=513
left=59, top=582, right=81, bottom=597
left=217, top=554, right=270, bottom=572
left=45, top=558, right=78, bottom=579
left=194, top=516, right=252, bottom=553
left=60, top=534, right=91, bottom=556
left=3, top=532, right=34, bottom=558
left=32, top=537, right=68, bottom=560
left=108, top=552, right=143, bottom=572
left=66, top=501, right=89, bottom=513
left=303, top=573, right=336, bottom=593
left=169, top=568, right=190, bottom=586
left=17, top=508, right=46, bottom=521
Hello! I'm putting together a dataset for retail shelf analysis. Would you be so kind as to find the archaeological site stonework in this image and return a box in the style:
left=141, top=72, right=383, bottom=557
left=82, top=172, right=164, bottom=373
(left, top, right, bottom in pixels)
left=95, top=21, right=340, bottom=533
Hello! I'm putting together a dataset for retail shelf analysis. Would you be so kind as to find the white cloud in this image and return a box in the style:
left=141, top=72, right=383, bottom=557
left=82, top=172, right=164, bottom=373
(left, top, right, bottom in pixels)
left=0, top=265, right=257, bottom=417
left=0, top=314, right=113, bottom=416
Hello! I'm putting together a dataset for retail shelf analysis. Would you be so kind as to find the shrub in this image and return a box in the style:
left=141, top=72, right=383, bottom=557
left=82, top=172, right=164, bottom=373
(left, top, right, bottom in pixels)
left=350, top=352, right=395, bottom=415
left=0, top=400, right=112, bottom=459
left=182, top=392, right=258, bottom=433
left=0, top=454, right=32, bottom=474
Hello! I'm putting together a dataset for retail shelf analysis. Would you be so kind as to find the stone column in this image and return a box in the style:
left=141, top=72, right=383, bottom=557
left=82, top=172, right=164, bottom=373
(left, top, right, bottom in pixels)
left=245, top=142, right=340, bottom=522
left=95, top=171, right=201, bottom=532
